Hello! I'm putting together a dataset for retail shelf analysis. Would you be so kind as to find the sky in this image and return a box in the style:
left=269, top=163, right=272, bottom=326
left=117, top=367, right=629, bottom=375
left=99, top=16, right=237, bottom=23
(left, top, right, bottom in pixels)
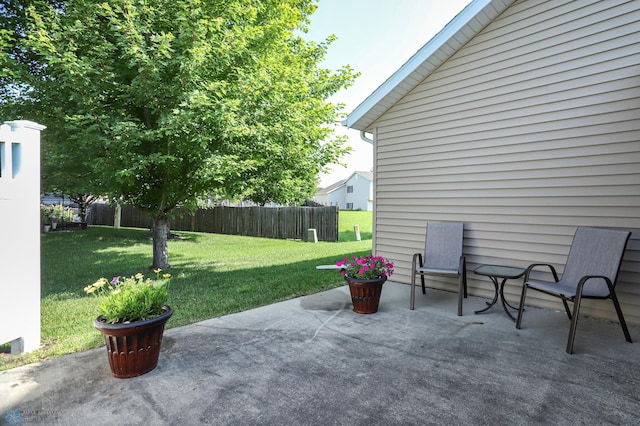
left=303, top=0, right=472, bottom=187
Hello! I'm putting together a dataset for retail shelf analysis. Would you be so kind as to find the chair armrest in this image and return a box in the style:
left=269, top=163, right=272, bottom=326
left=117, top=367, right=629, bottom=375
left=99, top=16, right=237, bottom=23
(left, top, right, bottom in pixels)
left=525, top=263, right=559, bottom=282
left=412, top=253, right=423, bottom=271
left=577, top=275, right=614, bottom=296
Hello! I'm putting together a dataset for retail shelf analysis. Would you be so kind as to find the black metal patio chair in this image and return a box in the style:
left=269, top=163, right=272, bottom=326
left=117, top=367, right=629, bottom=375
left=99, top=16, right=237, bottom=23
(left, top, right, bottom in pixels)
left=515, top=227, right=632, bottom=354
left=410, top=221, right=467, bottom=316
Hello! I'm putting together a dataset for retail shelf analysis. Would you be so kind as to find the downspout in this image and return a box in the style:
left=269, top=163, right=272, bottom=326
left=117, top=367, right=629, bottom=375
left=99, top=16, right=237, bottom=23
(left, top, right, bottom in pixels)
left=358, top=129, right=376, bottom=255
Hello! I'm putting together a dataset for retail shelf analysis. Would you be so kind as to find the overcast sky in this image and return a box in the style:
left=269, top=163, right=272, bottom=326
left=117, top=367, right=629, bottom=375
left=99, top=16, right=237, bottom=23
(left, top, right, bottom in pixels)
left=304, top=0, right=472, bottom=187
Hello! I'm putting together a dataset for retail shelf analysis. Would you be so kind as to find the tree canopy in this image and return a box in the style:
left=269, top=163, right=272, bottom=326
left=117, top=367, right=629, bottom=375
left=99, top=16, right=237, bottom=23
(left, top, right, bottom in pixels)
left=2, top=0, right=357, bottom=267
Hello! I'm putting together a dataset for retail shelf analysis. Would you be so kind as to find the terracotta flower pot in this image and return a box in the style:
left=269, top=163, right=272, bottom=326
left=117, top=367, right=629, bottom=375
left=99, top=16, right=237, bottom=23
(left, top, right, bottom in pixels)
left=344, top=275, right=386, bottom=314
left=94, top=306, right=173, bottom=378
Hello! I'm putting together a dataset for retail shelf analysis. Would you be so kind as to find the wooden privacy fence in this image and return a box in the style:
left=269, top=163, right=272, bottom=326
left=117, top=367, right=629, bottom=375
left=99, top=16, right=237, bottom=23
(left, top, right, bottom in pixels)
left=89, top=204, right=339, bottom=241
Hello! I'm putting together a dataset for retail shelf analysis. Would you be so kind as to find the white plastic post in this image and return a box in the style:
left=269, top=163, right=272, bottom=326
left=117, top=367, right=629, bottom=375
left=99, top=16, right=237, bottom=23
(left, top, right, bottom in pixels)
left=114, top=203, right=122, bottom=229
left=0, top=120, right=45, bottom=353
left=307, top=228, right=318, bottom=243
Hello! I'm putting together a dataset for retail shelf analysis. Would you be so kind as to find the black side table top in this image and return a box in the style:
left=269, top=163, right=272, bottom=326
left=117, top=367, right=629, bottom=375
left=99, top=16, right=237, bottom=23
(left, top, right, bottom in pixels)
left=474, top=264, right=525, bottom=279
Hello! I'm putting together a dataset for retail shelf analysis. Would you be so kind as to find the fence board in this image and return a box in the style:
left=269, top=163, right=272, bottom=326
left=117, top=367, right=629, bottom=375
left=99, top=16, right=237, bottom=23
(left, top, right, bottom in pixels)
left=88, top=204, right=339, bottom=241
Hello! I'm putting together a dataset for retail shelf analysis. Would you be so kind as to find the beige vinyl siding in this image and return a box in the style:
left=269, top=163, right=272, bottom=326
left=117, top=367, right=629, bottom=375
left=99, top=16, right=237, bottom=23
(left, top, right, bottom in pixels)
left=371, top=0, right=640, bottom=323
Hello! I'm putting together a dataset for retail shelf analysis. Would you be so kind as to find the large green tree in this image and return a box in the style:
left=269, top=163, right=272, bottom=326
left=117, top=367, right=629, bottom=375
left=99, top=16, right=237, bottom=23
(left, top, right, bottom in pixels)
left=2, top=0, right=356, bottom=268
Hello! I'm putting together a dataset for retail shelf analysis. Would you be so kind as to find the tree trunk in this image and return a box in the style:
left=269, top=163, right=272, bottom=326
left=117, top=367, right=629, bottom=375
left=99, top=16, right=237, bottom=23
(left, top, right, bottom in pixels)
left=69, top=194, right=97, bottom=223
left=152, top=216, right=171, bottom=269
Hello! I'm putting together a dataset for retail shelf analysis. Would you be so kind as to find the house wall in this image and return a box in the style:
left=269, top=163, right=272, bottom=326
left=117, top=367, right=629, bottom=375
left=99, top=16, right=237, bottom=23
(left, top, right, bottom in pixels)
left=345, top=173, right=372, bottom=210
left=314, top=192, right=329, bottom=205
left=372, top=0, right=640, bottom=323
left=327, top=188, right=345, bottom=207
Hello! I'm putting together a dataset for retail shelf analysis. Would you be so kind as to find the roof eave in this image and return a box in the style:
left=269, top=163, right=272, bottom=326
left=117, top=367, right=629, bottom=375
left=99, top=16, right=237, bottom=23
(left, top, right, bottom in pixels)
left=342, top=0, right=514, bottom=132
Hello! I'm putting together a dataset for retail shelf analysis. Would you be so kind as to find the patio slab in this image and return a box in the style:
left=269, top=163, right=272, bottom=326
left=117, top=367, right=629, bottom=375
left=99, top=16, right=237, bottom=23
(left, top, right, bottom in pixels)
left=1, top=282, right=639, bottom=425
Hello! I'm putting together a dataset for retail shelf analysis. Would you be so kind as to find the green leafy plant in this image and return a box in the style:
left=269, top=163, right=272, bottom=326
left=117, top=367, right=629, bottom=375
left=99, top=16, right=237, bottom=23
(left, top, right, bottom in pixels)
left=40, top=204, right=53, bottom=224
left=51, top=204, right=75, bottom=223
left=336, top=254, right=394, bottom=280
left=84, top=270, right=170, bottom=324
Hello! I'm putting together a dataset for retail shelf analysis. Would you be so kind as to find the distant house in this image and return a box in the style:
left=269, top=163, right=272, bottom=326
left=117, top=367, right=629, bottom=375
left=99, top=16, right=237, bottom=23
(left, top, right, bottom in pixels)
left=314, top=179, right=345, bottom=207
left=343, top=0, right=640, bottom=324
left=41, top=193, right=76, bottom=206
left=315, top=171, right=373, bottom=210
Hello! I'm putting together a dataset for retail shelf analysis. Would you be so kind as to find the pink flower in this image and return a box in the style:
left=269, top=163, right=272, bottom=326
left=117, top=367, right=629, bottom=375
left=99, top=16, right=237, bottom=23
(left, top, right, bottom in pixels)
left=336, top=253, right=394, bottom=279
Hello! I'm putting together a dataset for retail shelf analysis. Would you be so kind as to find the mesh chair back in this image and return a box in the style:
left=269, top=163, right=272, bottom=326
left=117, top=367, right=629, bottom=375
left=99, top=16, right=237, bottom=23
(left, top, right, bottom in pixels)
left=560, top=227, right=631, bottom=297
left=423, top=222, right=464, bottom=271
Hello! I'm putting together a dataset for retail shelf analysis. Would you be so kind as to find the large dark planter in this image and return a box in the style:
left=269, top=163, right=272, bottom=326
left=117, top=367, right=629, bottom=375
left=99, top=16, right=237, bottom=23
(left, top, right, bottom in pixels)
left=94, top=306, right=173, bottom=378
left=344, top=275, right=386, bottom=314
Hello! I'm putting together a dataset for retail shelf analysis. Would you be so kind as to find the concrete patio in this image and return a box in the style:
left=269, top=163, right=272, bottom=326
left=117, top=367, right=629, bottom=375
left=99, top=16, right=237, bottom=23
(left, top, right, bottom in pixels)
left=1, top=282, right=639, bottom=425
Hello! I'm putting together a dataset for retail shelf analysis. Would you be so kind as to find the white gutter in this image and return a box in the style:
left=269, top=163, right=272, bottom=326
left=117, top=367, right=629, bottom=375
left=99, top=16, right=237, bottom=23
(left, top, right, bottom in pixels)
left=360, top=131, right=373, bottom=144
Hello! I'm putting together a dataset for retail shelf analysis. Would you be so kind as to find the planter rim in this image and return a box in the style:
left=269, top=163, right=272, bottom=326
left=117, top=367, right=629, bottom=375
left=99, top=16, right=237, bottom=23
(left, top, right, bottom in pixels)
left=344, top=275, right=388, bottom=284
left=94, top=305, right=173, bottom=330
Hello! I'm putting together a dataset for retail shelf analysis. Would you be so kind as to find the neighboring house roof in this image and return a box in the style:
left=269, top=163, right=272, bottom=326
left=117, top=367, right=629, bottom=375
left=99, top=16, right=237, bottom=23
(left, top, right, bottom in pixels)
left=317, top=179, right=346, bottom=195
left=317, top=171, right=373, bottom=195
left=347, top=171, right=373, bottom=182
left=343, top=0, right=515, bottom=132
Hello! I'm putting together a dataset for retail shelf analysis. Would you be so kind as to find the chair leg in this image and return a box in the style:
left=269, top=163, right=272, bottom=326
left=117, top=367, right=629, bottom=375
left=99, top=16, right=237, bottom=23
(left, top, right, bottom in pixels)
left=462, top=259, right=468, bottom=298
left=610, top=291, right=632, bottom=343
left=562, top=299, right=572, bottom=320
left=515, top=283, right=528, bottom=329
left=566, top=295, right=582, bottom=354
left=410, top=272, right=416, bottom=310
left=457, top=274, right=464, bottom=316
left=421, top=274, right=426, bottom=295
left=463, top=280, right=467, bottom=298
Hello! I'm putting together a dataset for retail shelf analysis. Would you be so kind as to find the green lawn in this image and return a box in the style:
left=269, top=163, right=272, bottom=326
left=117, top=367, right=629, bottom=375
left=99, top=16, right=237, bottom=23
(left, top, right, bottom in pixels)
left=0, top=210, right=373, bottom=371
left=338, top=210, right=373, bottom=241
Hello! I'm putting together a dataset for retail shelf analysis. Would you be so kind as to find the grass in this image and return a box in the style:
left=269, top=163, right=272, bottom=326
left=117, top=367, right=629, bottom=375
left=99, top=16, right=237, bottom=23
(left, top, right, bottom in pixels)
left=0, top=210, right=373, bottom=371
left=338, top=210, right=373, bottom=241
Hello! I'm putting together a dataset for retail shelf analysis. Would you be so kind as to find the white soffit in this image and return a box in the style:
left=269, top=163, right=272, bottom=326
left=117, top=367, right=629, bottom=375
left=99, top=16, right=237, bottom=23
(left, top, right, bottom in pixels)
left=343, top=0, right=515, bottom=132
